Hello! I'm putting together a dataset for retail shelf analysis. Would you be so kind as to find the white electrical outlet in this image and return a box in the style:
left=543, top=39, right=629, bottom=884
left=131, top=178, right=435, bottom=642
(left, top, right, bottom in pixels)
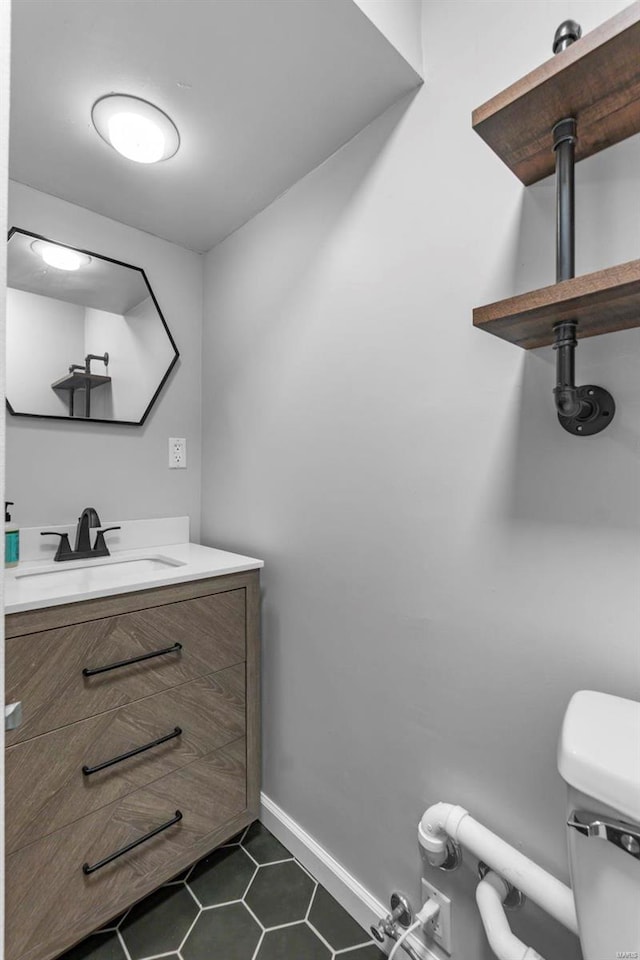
left=421, top=879, right=452, bottom=955
left=168, top=437, right=187, bottom=469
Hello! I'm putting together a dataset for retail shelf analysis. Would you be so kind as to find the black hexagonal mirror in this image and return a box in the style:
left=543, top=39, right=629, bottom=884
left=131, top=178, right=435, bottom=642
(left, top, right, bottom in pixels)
left=6, top=228, right=179, bottom=425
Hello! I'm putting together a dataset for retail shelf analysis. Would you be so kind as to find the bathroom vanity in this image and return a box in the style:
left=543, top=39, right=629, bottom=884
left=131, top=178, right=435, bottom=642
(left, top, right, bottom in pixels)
left=4, top=523, right=262, bottom=960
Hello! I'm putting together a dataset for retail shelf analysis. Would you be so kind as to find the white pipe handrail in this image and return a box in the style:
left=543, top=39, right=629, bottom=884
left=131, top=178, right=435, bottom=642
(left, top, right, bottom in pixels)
left=418, top=802, right=578, bottom=935
left=476, top=871, right=545, bottom=960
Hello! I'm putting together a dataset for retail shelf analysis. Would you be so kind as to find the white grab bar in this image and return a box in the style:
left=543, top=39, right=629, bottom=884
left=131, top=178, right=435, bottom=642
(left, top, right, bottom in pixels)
left=476, top=871, right=545, bottom=960
left=419, top=802, right=578, bottom=935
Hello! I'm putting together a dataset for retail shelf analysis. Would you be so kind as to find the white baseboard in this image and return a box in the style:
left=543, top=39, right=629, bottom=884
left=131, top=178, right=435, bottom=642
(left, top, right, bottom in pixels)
left=260, top=792, right=438, bottom=960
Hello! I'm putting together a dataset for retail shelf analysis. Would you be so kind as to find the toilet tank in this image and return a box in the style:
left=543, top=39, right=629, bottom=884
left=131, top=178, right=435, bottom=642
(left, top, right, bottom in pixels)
left=558, top=691, right=640, bottom=960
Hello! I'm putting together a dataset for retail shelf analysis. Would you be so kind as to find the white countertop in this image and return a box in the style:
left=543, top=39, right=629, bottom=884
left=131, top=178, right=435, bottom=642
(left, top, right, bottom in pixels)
left=5, top=536, right=263, bottom=615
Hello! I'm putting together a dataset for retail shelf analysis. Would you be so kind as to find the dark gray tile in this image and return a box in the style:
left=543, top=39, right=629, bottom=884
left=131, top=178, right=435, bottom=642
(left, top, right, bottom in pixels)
left=120, top=885, right=199, bottom=959
left=308, top=885, right=369, bottom=950
left=256, top=923, right=331, bottom=960
left=165, top=868, right=190, bottom=883
left=242, top=821, right=292, bottom=864
left=336, top=945, right=386, bottom=959
left=222, top=828, right=247, bottom=846
left=245, top=860, right=315, bottom=927
left=58, top=931, right=125, bottom=960
left=188, top=845, right=255, bottom=906
left=182, top=902, right=261, bottom=960
left=97, top=913, right=127, bottom=932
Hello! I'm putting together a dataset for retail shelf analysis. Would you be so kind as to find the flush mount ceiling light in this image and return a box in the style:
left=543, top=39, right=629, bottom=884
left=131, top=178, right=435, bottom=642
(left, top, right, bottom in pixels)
left=91, top=94, right=180, bottom=164
left=31, top=240, right=91, bottom=271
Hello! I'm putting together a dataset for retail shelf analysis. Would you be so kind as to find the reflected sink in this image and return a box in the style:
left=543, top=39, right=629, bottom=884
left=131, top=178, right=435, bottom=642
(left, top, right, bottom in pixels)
left=15, top=555, right=186, bottom=581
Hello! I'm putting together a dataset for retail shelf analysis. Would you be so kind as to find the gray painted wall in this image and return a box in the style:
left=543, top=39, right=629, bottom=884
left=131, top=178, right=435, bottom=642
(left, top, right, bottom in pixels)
left=6, top=182, right=203, bottom=535
left=200, top=2, right=639, bottom=958
left=353, top=0, right=423, bottom=76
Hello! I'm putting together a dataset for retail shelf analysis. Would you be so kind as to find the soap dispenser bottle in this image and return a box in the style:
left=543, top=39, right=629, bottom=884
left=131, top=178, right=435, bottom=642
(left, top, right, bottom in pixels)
left=5, top=501, right=19, bottom=567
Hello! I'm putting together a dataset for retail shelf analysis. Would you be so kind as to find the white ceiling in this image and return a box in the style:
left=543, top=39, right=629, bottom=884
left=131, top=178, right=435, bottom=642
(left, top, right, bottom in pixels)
left=7, top=230, right=149, bottom=314
left=10, top=0, right=421, bottom=253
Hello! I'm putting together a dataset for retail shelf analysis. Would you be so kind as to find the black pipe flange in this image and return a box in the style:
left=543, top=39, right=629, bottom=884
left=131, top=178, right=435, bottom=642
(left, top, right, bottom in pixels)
left=557, top=384, right=615, bottom=436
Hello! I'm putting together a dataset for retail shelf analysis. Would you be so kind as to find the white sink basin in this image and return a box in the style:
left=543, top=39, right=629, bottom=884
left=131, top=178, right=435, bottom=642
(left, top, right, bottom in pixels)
left=15, top=555, right=186, bottom=583
left=5, top=529, right=263, bottom=615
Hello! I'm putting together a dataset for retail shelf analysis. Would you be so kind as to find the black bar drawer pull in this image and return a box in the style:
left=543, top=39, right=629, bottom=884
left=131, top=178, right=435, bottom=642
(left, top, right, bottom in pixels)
left=82, top=810, right=182, bottom=875
left=82, top=642, right=183, bottom=677
left=82, top=727, right=183, bottom=776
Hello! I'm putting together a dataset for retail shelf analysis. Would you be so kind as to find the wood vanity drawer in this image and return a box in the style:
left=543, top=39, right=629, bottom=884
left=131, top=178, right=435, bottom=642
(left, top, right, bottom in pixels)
left=6, top=663, right=246, bottom=854
left=6, top=589, right=246, bottom=744
left=7, top=737, right=247, bottom=960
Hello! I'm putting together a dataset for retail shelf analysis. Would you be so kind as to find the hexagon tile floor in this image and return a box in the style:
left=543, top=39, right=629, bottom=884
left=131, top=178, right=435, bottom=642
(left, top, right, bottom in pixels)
left=61, top=822, right=386, bottom=960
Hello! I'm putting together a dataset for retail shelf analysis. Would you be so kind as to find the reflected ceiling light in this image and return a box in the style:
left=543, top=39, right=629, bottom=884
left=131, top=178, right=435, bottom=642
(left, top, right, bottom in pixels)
left=91, top=94, right=180, bottom=163
left=31, top=240, right=91, bottom=271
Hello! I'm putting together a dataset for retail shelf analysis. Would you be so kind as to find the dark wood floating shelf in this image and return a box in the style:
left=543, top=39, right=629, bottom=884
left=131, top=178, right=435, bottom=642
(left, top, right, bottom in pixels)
left=52, top=372, right=111, bottom=392
left=473, top=259, right=640, bottom=350
left=473, top=2, right=640, bottom=184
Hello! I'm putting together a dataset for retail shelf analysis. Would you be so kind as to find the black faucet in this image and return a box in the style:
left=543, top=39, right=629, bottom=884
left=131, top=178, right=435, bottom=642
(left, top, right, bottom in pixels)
left=75, top=506, right=101, bottom=553
left=41, top=507, right=121, bottom=562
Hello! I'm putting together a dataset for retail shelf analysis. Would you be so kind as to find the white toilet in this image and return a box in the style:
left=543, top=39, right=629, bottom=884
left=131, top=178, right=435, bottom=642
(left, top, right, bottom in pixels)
left=558, top=690, right=640, bottom=960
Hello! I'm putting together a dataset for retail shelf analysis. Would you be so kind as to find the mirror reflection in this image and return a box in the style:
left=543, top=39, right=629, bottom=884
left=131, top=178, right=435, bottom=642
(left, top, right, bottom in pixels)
left=6, top=228, right=179, bottom=425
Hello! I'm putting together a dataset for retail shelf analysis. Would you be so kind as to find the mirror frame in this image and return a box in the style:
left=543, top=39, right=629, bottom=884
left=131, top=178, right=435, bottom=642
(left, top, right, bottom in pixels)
left=6, top=227, right=180, bottom=426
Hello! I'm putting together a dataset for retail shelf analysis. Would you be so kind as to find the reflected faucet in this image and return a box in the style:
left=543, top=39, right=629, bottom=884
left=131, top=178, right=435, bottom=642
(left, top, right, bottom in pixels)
left=41, top=506, right=121, bottom=561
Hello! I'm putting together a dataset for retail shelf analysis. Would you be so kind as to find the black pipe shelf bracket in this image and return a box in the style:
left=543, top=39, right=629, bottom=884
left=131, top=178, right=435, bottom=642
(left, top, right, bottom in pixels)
left=51, top=352, right=110, bottom=419
left=551, top=22, right=614, bottom=437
